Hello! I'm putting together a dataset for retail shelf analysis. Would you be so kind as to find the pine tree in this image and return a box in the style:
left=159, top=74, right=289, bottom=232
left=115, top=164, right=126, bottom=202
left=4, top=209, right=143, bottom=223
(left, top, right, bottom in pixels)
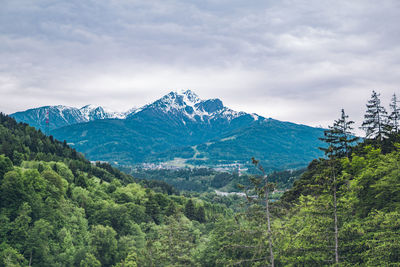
left=319, top=109, right=358, bottom=158
left=318, top=111, right=354, bottom=264
left=388, top=93, right=400, bottom=134
left=361, top=91, right=389, bottom=141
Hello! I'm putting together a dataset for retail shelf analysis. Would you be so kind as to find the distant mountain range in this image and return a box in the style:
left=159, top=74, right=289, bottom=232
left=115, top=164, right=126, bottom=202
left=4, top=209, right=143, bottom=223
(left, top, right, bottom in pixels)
left=11, top=104, right=134, bottom=130
left=10, top=90, right=325, bottom=171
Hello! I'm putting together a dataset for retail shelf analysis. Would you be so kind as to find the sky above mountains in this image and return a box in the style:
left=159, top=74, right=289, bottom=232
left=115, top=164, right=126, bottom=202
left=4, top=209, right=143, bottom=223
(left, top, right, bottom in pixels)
left=1, top=0, right=400, bottom=131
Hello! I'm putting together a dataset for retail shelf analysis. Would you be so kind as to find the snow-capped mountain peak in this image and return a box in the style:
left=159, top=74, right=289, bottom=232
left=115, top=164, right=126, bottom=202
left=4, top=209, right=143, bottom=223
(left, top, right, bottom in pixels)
left=181, top=89, right=201, bottom=104
left=135, top=90, right=260, bottom=123
left=10, top=104, right=133, bottom=131
left=79, top=105, right=101, bottom=120
left=79, top=105, right=129, bottom=120
left=145, top=90, right=201, bottom=113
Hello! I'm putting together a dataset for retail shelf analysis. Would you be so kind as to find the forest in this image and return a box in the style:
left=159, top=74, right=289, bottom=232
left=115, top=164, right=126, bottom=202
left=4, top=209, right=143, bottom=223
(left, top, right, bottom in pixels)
left=124, top=166, right=304, bottom=193
left=0, top=90, right=400, bottom=266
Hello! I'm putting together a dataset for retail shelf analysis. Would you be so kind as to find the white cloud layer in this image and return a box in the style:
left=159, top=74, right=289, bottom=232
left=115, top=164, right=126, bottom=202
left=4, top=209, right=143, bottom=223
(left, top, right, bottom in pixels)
left=1, top=0, right=400, bottom=133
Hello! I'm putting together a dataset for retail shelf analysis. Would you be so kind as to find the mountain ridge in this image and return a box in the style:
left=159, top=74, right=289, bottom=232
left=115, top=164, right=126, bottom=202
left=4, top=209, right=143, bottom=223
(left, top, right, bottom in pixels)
left=10, top=90, right=260, bottom=131
left=10, top=104, right=132, bottom=130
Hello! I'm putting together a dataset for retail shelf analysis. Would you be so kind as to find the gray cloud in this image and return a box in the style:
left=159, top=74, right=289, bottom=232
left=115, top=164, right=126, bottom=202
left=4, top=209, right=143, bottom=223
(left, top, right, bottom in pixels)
left=1, top=0, right=400, bottom=134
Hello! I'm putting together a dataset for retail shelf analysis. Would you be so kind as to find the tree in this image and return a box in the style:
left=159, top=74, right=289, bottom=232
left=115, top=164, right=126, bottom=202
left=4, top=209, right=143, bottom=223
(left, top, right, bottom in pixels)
left=318, top=112, right=349, bottom=264
left=0, top=154, right=13, bottom=180
left=388, top=93, right=400, bottom=133
left=10, top=202, right=32, bottom=251
left=145, top=193, right=161, bottom=224
left=196, top=205, right=206, bottom=223
left=0, top=170, right=26, bottom=209
left=251, top=158, right=275, bottom=267
left=165, top=201, right=177, bottom=217
left=89, top=225, right=118, bottom=266
left=184, top=199, right=196, bottom=221
left=361, top=91, right=389, bottom=141
left=141, top=215, right=198, bottom=266
left=319, top=109, right=358, bottom=158
left=27, top=219, right=54, bottom=266
left=119, top=251, right=138, bottom=267
left=80, top=253, right=101, bottom=267
left=331, top=158, right=339, bottom=265
left=0, top=244, right=27, bottom=267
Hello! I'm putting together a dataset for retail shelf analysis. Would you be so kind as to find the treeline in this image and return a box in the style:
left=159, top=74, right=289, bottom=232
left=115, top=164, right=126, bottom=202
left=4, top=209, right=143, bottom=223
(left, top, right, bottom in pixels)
left=358, top=91, right=400, bottom=152
left=0, top=113, right=84, bottom=165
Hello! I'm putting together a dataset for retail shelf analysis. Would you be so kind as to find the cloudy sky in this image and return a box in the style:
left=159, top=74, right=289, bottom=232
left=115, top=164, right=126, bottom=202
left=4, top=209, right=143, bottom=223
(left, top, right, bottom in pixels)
left=1, top=0, right=400, bottom=131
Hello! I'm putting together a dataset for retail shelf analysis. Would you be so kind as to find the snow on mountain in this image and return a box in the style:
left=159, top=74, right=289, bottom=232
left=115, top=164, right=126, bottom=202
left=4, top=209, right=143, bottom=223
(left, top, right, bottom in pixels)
left=10, top=104, right=130, bottom=131
left=10, top=90, right=262, bottom=131
left=133, top=89, right=260, bottom=123
left=79, top=105, right=98, bottom=121
left=79, top=105, right=129, bottom=120
left=102, top=106, right=134, bottom=119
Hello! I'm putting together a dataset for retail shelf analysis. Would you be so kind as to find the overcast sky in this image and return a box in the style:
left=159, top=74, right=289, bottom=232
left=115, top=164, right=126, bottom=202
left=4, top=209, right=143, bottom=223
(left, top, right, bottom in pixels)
left=1, top=0, right=400, bottom=131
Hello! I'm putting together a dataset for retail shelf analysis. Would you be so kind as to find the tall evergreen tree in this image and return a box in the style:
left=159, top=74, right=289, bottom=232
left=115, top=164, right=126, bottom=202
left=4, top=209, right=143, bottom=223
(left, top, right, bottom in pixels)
left=319, top=109, right=358, bottom=158
left=318, top=111, right=355, bottom=264
left=361, top=91, right=388, bottom=141
left=388, top=93, right=400, bottom=133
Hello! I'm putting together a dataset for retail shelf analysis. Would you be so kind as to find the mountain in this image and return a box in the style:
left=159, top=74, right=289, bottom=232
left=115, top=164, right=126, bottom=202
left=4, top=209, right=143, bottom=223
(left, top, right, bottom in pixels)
left=10, top=104, right=131, bottom=131
left=43, top=90, right=326, bottom=170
